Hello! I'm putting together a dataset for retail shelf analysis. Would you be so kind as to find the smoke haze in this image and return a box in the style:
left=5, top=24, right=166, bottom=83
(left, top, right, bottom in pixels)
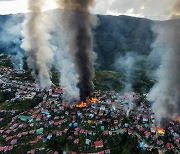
left=148, top=0, right=180, bottom=126
left=0, top=15, right=24, bottom=69
left=114, top=52, right=136, bottom=93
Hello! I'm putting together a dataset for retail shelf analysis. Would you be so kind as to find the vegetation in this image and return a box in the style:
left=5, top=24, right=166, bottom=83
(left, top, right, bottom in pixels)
left=0, top=96, right=42, bottom=110
left=0, top=91, right=15, bottom=103
left=93, top=70, right=154, bottom=93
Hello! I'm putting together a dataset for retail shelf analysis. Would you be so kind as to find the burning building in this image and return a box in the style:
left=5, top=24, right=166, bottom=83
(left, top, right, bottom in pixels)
left=148, top=0, right=180, bottom=127
left=55, top=0, right=97, bottom=102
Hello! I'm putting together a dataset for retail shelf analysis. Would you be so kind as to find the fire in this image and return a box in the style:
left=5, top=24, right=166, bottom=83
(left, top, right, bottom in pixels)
left=90, top=97, right=98, bottom=104
left=76, top=102, right=87, bottom=108
left=156, top=127, right=165, bottom=135
left=177, top=117, right=180, bottom=122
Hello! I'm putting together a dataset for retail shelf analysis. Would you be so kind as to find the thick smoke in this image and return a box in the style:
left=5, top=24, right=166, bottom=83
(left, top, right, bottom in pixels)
left=148, top=1, right=180, bottom=126
left=21, top=0, right=54, bottom=89
left=56, top=0, right=97, bottom=101
left=50, top=10, right=80, bottom=100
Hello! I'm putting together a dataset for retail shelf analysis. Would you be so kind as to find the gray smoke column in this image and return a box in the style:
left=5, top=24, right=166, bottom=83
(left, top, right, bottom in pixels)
left=148, top=1, right=180, bottom=126
left=51, top=10, right=80, bottom=100
left=21, top=0, right=54, bottom=89
left=56, top=0, right=97, bottom=101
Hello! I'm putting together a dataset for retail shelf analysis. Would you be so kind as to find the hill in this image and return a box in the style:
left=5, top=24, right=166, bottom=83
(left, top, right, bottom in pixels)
left=94, top=15, right=154, bottom=70
left=0, top=11, right=178, bottom=92
left=0, top=12, right=155, bottom=70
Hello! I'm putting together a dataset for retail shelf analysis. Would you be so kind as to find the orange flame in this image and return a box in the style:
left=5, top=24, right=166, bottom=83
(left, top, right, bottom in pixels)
left=76, top=102, right=87, bottom=108
left=157, top=127, right=165, bottom=135
left=177, top=117, right=180, bottom=122
left=90, top=97, right=98, bottom=104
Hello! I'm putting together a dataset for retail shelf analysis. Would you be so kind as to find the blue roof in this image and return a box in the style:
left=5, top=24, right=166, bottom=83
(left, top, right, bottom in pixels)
left=139, top=142, right=145, bottom=149
left=73, top=123, right=78, bottom=127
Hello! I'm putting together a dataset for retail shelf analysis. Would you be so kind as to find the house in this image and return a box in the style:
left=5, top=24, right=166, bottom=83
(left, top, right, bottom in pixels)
left=8, top=146, right=13, bottom=151
left=19, top=115, right=32, bottom=122
left=63, top=128, right=68, bottom=133
left=79, top=129, right=85, bottom=134
left=144, top=131, right=151, bottom=138
left=175, top=137, right=180, bottom=144
left=56, top=131, right=62, bottom=136
left=114, top=120, right=118, bottom=124
left=143, top=115, right=149, bottom=122
left=85, top=139, right=91, bottom=145
left=166, top=143, right=174, bottom=150
left=104, top=149, right=111, bottom=154
left=0, top=130, right=4, bottom=134
left=37, top=135, right=43, bottom=140
left=47, top=133, right=53, bottom=140
left=74, top=131, right=78, bottom=135
left=119, top=129, right=125, bottom=135
left=157, top=140, right=163, bottom=146
left=97, top=151, right=104, bottom=154
left=74, top=138, right=80, bottom=144
left=17, top=133, right=22, bottom=138
left=18, top=124, right=24, bottom=129
left=11, top=139, right=17, bottom=145
left=5, top=130, right=11, bottom=134
left=123, top=128, right=127, bottom=133
left=128, top=129, right=133, bottom=135
left=36, top=128, right=44, bottom=134
left=29, top=130, right=35, bottom=134
left=94, top=140, right=104, bottom=148
left=138, top=126, right=145, bottom=132
left=103, top=130, right=109, bottom=136
left=0, top=146, right=4, bottom=152
left=30, top=140, right=38, bottom=144
left=68, top=136, right=73, bottom=140
left=100, top=106, right=105, bottom=111
left=5, top=136, right=13, bottom=141
left=100, top=126, right=105, bottom=131
left=52, top=93, right=59, bottom=98
left=139, top=142, right=145, bottom=149
left=124, top=123, right=129, bottom=128
left=27, top=149, right=36, bottom=154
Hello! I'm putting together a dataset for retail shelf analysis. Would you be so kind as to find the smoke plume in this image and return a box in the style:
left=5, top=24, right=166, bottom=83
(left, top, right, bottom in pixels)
left=21, top=0, right=54, bottom=89
left=50, top=10, right=80, bottom=100
left=148, top=1, right=180, bottom=126
left=56, top=0, right=97, bottom=101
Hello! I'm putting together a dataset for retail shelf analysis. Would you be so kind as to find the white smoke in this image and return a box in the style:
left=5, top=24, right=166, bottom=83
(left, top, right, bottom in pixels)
left=148, top=21, right=180, bottom=126
left=21, top=0, right=54, bottom=89
left=48, top=10, right=80, bottom=101
left=147, top=2, right=180, bottom=127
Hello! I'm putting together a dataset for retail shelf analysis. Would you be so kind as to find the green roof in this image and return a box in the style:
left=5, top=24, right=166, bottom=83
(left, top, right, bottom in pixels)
left=119, top=129, right=125, bottom=135
left=144, top=124, right=149, bottom=128
left=124, top=123, right=129, bottom=127
left=36, top=128, right=44, bottom=134
left=18, top=115, right=32, bottom=122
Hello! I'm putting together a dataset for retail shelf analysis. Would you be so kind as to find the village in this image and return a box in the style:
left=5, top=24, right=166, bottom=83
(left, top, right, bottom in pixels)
left=0, top=61, right=180, bottom=153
